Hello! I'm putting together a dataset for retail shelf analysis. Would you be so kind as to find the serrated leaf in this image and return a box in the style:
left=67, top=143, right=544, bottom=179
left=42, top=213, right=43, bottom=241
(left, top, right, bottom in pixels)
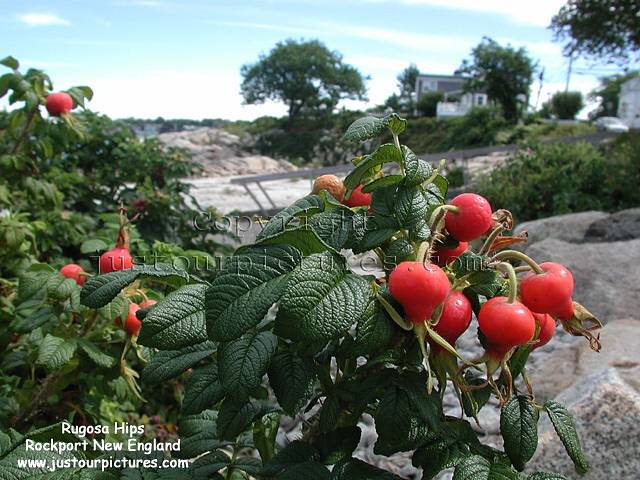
left=361, top=174, right=404, bottom=193
left=500, top=395, right=539, bottom=471
left=527, top=473, right=568, bottom=480
left=257, top=227, right=333, bottom=256
left=261, top=441, right=321, bottom=476
left=182, top=362, right=225, bottom=415
left=80, top=238, right=107, bottom=253
left=353, top=297, right=395, bottom=356
left=395, top=186, right=428, bottom=228
left=544, top=401, right=588, bottom=474
left=17, top=272, right=48, bottom=303
left=217, top=396, right=273, bottom=441
left=258, top=195, right=325, bottom=239
left=331, top=458, right=402, bottom=479
left=403, top=146, right=433, bottom=188
left=412, top=434, right=468, bottom=480
left=344, top=144, right=402, bottom=191
left=352, top=227, right=397, bottom=254
left=312, top=426, right=361, bottom=464
left=307, top=208, right=353, bottom=250
left=80, top=264, right=189, bottom=308
left=206, top=244, right=301, bottom=342
left=192, top=450, right=231, bottom=477
left=218, top=331, right=277, bottom=399
left=318, top=394, right=340, bottom=434
left=37, top=335, right=77, bottom=369
left=177, top=410, right=230, bottom=459
left=453, top=455, right=520, bottom=480
left=138, top=284, right=208, bottom=350
left=384, top=237, right=415, bottom=269
left=13, top=306, right=55, bottom=333
left=268, top=351, right=317, bottom=415
left=78, top=340, right=116, bottom=368
left=277, top=462, right=331, bottom=480
left=274, top=252, right=372, bottom=344
left=46, top=273, right=77, bottom=301
left=385, top=113, right=407, bottom=135
left=142, top=341, right=215, bottom=384
left=344, top=116, right=389, bottom=142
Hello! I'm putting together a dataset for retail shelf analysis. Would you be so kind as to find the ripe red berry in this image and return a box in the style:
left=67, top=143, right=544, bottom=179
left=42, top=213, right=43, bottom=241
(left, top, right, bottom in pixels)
left=389, top=261, right=450, bottom=324
left=140, top=299, right=157, bottom=309
left=433, top=290, right=472, bottom=346
left=45, top=92, right=74, bottom=116
left=532, top=313, right=555, bottom=350
left=342, top=185, right=371, bottom=208
left=520, top=262, right=574, bottom=320
left=478, top=296, right=536, bottom=358
left=444, top=193, right=493, bottom=242
left=434, top=241, right=468, bottom=267
left=59, top=263, right=85, bottom=286
left=99, top=247, right=133, bottom=274
left=123, top=303, right=141, bottom=336
left=312, top=175, right=345, bottom=201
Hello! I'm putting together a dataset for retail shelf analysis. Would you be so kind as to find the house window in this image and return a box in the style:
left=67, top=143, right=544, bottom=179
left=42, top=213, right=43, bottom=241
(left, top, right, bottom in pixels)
left=476, top=95, right=485, bottom=106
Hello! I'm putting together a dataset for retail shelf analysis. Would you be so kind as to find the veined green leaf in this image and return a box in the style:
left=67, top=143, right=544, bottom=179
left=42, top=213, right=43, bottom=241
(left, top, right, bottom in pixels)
left=453, top=455, right=520, bottom=480
left=344, top=144, right=402, bottom=191
left=181, top=362, right=225, bottom=415
left=258, top=195, right=325, bottom=239
left=268, top=350, right=317, bottom=415
left=403, top=146, right=433, bottom=188
left=36, top=335, right=77, bottom=370
left=142, top=341, right=216, bottom=384
left=78, top=340, right=116, bottom=368
left=544, top=401, right=588, bottom=474
left=500, top=395, right=539, bottom=471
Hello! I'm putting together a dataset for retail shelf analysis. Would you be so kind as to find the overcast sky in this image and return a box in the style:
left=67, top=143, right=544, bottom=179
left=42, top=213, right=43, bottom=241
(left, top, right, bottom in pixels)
left=1, top=0, right=631, bottom=120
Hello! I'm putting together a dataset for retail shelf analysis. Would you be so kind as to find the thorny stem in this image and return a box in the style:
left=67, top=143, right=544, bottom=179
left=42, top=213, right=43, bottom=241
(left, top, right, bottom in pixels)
left=421, top=204, right=460, bottom=263
left=495, top=262, right=519, bottom=303
left=491, top=250, right=544, bottom=274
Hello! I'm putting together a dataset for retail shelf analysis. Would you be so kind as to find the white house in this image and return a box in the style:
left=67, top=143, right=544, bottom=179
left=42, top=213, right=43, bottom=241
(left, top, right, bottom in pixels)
left=618, top=76, right=640, bottom=129
left=414, top=73, right=488, bottom=118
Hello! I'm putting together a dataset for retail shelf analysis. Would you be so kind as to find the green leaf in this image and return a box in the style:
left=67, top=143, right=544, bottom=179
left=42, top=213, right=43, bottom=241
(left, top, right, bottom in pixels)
left=307, top=208, right=353, bottom=250
left=217, top=396, right=273, bottom=440
left=37, top=335, right=77, bottom=369
left=384, top=237, right=415, bottom=269
left=0, top=56, right=19, bottom=70
left=138, top=284, right=208, bottom=350
left=544, top=401, right=588, bottom=474
left=268, top=351, right=317, bottom=415
left=331, top=458, right=402, bottom=479
left=277, top=462, right=331, bottom=480
left=353, top=297, right=395, bottom=356
left=218, top=330, right=278, bottom=399
left=13, top=306, right=55, bottom=333
left=17, top=271, right=49, bottom=303
left=80, top=238, right=107, bottom=253
left=192, top=450, right=231, bottom=477
left=385, top=113, right=407, bottom=135
left=403, top=146, right=433, bottom=188
left=80, top=264, right=189, bottom=308
left=395, top=186, right=428, bottom=229
left=66, top=86, right=94, bottom=107
left=261, top=441, right=321, bottom=476
left=253, top=412, right=280, bottom=464
left=142, top=341, right=216, bottom=384
left=527, top=473, right=568, bottom=480
left=177, top=410, right=230, bottom=459
left=274, top=252, right=372, bottom=344
left=46, top=273, right=77, bottom=301
left=500, top=395, right=539, bottom=471
left=412, top=434, right=468, bottom=480
left=182, top=363, right=225, bottom=415
left=360, top=173, right=404, bottom=194
left=206, top=244, right=301, bottom=342
left=313, top=426, right=361, bottom=465
left=257, top=227, right=333, bottom=256
left=344, top=144, right=403, bottom=191
left=258, top=195, right=325, bottom=239
left=78, top=340, right=116, bottom=368
left=453, top=455, right=520, bottom=480
left=344, top=116, right=389, bottom=142
left=318, top=394, right=340, bottom=434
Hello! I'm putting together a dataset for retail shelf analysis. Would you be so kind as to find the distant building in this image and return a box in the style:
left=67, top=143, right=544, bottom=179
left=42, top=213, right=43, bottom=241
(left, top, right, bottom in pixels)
left=414, top=73, right=488, bottom=118
left=618, top=76, right=640, bottom=129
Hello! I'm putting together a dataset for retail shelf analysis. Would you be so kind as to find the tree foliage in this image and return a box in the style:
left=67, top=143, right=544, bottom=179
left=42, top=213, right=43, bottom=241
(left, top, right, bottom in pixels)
left=551, top=0, right=640, bottom=64
left=240, top=39, right=367, bottom=124
left=416, top=91, right=443, bottom=117
left=550, top=91, right=584, bottom=120
left=589, top=71, right=640, bottom=117
left=458, top=37, right=536, bottom=124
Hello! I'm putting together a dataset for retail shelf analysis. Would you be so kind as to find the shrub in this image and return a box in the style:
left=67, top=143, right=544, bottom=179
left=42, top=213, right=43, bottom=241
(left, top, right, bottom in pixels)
left=550, top=91, right=584, bottom=119
left=476, top=134, right=640, bottom=222
left=416, top=91, right=443, bottom=117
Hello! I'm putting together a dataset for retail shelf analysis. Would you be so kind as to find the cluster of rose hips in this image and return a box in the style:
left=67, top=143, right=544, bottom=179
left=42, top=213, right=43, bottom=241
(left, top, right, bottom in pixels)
left=59, top=208, right=147, bottom=337
left=312, top=175, right=582, bottom=392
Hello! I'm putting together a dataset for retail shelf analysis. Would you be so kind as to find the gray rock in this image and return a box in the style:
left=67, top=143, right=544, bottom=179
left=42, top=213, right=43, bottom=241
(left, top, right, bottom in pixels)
left=584, top=208, right=640, bottom=242
left=527, top=368, right=640, bottom=478
left=514, top=211, right=609, bottom=247
left=528, top=319, right=640, bottom=400
left=525, top=238, right=640, bottom=322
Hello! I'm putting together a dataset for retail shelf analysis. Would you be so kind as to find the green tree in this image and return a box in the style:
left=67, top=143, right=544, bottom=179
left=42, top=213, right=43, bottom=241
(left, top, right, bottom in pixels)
left=416, top=91, right=443, bottom=117
left=589, top=71, right=640, bottom=117
left=551, top=0, right=640, bottom=64
left=396, top=63, right=419, bottom=113
left=240, top=39, right=366, bottom=125
left=458, top=37, right=536, bottom=124
left=550, top=91, right=584, bottom=119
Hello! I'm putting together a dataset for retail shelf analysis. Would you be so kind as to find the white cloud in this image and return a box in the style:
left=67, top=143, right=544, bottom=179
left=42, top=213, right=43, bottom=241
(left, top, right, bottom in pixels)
left=17, top=13, right=70, bottom=27
left=393, top=0, right=566, bottom=27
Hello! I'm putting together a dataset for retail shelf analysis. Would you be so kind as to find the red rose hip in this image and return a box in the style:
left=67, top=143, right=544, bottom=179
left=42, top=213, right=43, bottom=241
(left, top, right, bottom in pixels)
left=444, top=193, right=493, bottom=242
left=46, top=92, right=74, bottom=116
left=520, top=262, right=574, bottom=320
left=342, top=184, right=371, bottom=208
left=434, top=241, right=468, bottom=267
left=60, top=263, right=85, bottom=286
left=478, top=296, right=536, bottom=358
left=123, top=303, right=141, bottom=336
left=99, top=247, right=133, bottom=273
left=389, top=261, right=450, bottom=324
left=532, top=313, right=555, bottom=350
left=433, top=290, right=472, bottom=345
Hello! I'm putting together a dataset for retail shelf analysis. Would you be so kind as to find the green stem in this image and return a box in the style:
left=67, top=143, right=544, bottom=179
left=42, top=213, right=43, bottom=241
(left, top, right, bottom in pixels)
left=423, top=204, right=459, bottom=262
left=393, top=133, right=405, bottom=175
left=479, top=224, right=506, bottom=255
left=10, top=107, right=38, bottom=155
left=376, top=293, right=413, bottom=331
left=496, top=262, right=519, bottom=303
left=414, top=322, right=433, bottom=393
left=491, top=250, right=544, bottom=274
